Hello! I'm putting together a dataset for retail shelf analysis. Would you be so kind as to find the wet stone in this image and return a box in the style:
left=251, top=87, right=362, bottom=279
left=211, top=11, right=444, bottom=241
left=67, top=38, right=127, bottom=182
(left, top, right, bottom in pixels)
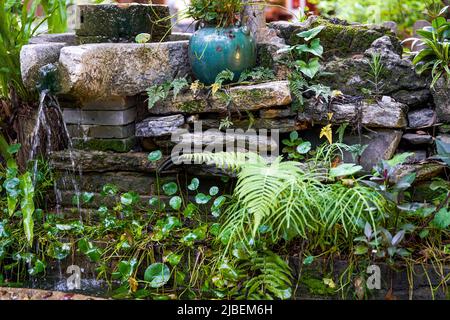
left=63, top=107, right=136, bottom=125
left=136, top=114, right=185, bottom=137
left=75, top=4, right=171, bottom=43
left=67, top=123, right=135, bottom=139
left=72, top=137, right=137, bottom=153
left=402, top=133, right=434, bottom=145
left=407, top=108, right=437, bottom=129
left=343, top=129, right=403, bottom=171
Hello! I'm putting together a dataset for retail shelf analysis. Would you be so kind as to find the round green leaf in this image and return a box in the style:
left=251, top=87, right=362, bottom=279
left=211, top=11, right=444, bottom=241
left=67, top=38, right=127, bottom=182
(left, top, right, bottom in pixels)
left=135, top=33, right=151, bottom=43
left=296, top=141, right=312, bottom=154
left=209, top=186, right=219, bottom=196
left=148, top=150, right=162, bottom=162
left=169, top=196, right=182, bottom=210
left=195, top=193, right=211, bottom=204
left=188, top=178, right=200, bottom=191
left=144, top=263, right=171, bottom=288
left=162, top=182, right=178, bottom=196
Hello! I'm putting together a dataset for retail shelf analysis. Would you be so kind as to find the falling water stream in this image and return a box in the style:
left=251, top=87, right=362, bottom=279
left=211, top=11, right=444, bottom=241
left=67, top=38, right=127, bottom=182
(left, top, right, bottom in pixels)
left=26, top=65, right=89, bottom=291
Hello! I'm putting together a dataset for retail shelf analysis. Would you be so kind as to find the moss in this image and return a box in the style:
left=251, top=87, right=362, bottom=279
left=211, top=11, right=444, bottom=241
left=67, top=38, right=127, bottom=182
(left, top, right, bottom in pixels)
left=179, top=100, right=206, bottom=113
left=75, top=4, right=171, bottom=43
left=300, top=275, right=337, bottom=296
left=290, top=17, right=392, bottom=58
left=72, top=137, right=137, bottom=153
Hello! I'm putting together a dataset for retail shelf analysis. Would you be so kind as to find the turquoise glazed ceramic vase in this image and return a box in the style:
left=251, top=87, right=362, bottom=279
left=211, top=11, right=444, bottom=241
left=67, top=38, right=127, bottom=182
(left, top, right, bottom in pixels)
left=188, top=26, right=257, bottom=85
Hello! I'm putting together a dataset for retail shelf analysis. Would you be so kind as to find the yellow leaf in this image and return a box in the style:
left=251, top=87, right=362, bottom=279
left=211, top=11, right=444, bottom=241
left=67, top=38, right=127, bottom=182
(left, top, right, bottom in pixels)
left=128, top=277, right=138, bottom=293
left=323, top=278, right=336, bottom=288
left=190, top=80, right=203, bottom=95
left=320, top=124, right=333, bottom=144
left=332, top=90, right=343, bottom=97
left=327, top=112, right=334, bottom=121
left=211, top=83, right=221, bottom=96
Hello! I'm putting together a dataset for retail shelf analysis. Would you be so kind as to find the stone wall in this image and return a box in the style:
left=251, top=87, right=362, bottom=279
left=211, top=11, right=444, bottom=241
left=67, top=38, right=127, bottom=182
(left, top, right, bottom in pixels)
left=19, top=8, right=448, bottom=208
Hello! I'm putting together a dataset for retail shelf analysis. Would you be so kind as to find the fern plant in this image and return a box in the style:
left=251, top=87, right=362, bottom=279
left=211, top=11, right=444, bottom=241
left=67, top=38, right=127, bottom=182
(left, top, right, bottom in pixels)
left=238, top=251, right=293, bottom=300
left=183, top=151, right=386, bottom=254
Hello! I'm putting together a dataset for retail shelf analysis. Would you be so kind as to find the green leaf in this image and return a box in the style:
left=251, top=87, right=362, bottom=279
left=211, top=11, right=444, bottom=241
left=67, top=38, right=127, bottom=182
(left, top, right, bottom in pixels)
left=329, top=163, right=363, bottom=178
left=297, top=26, right=325, bottom=41
left=120, top=192, right=139, bottom=206
left=162, top=182, right=178, bottom=196
left=295, top=38, right=323, bottom=56
left=432, top=208, right=450, bottom=229
left=296, top=58, right=321, bottom=79
left=6, top=143, right=21, bottom=155
left=188, top=178, right=200, bottom=191
left=144, top=263, right=171, bottom=288
left=20, top=172, right=34, bottom=245
left=148, top=150, right=162, bottom=162
left=195, top=193, right=211, bottom=204
left=209, top=186, right=219, bottom=196
left=303, top=255, right=314, bottom=265
left=135, top=33, right=151, bottom=43
left=354, top=245, right=368, bottom=255
left=289, top=131, right=299, bottom=141
left=102, top=184, right=118, bottom=196
left=169, top=196, right=182, bottom=210
left=296, top=141, right=312, bottom=154
left=28, top=259, right=45, bottom=276
left=183, top=203, right=197, bottom=218
left=171, top=78, right=189, bottom=100
left=164, top=252, right=182, bottom=266
left=387, top=152, right=414, bottom=167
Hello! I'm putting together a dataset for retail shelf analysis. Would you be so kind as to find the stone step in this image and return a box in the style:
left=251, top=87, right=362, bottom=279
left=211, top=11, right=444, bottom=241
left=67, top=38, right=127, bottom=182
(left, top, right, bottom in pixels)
left=147, top=81, right=292, bottom=115
left=298, top=97, right=408, bottom=129
left=136, top=114, right=186, bottom=137
left=67, top=123, right=135, bottom=139
left=72, top=137, right=137, bottom=153
left=63, top=107, right=136, bottom=125
left=50, top=150, right=173, bottom=173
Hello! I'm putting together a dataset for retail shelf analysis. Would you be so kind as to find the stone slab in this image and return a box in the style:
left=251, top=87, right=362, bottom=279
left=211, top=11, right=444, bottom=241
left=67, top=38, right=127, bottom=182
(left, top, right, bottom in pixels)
left=67, top=123, right=135, bottom=139
left=63, top=107, right=136, bottom=125
left=407, top=108, right=437, bottom=129
left=136, top=114, right=185, bottom=137
left=299, top=98, right=407, bottom=129
left=20, top=43, right=66, bottom=90
left=402, top=133, right=434, bottom=145
left=58, top=41, right=190, bottom=100
left=148, top=81, right=292, bottom=115
left=343, top=129, right=403, bottom=171
left=50, top=150, right=173, bottom=173
left=72, top=137, right=137, bottom=153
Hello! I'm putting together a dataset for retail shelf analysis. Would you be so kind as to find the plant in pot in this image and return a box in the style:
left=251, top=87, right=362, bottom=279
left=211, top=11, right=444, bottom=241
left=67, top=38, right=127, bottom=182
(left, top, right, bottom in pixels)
left=186, top=0, right=257, bottom=85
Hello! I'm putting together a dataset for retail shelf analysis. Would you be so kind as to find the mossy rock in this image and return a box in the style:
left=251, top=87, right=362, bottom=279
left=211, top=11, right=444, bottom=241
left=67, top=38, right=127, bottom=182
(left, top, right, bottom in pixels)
left=273, top=17, right=401, bottom=58
left=75, top=4, right=171, bottom=43
left=72, top=137, right=137, bottom=153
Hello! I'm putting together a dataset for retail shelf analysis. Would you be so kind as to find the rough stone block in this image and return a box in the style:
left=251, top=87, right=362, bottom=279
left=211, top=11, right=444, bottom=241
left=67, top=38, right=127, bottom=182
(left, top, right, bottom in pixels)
left=431, top=78, right=450, bottom=122
left=50, top=150, right=172, bottom=173
left=29, top=33, right=77, bottom=45
left=343, top=129, right=403, bottom=171
left=72, top=137, right=137, bottom=152
left=407, top=108, right=437, bottom=129
left=269, top=16, right=399, bottom=58
left=58, top=41, right=189, bottom=100
left=148, top=81, right=292, bottom=115
left=299, top=97, right=407, bottom=129
left=402, top=133, right=434, bottom=145
left=67, top=123, right=135, bottom=139
left=75, top=4, right=171, bottom=43
left=20, top=43, right=66, bottom=90
left=136, top=114, right=185, bottom=137
left=63, top=107, right=136, bottom=125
